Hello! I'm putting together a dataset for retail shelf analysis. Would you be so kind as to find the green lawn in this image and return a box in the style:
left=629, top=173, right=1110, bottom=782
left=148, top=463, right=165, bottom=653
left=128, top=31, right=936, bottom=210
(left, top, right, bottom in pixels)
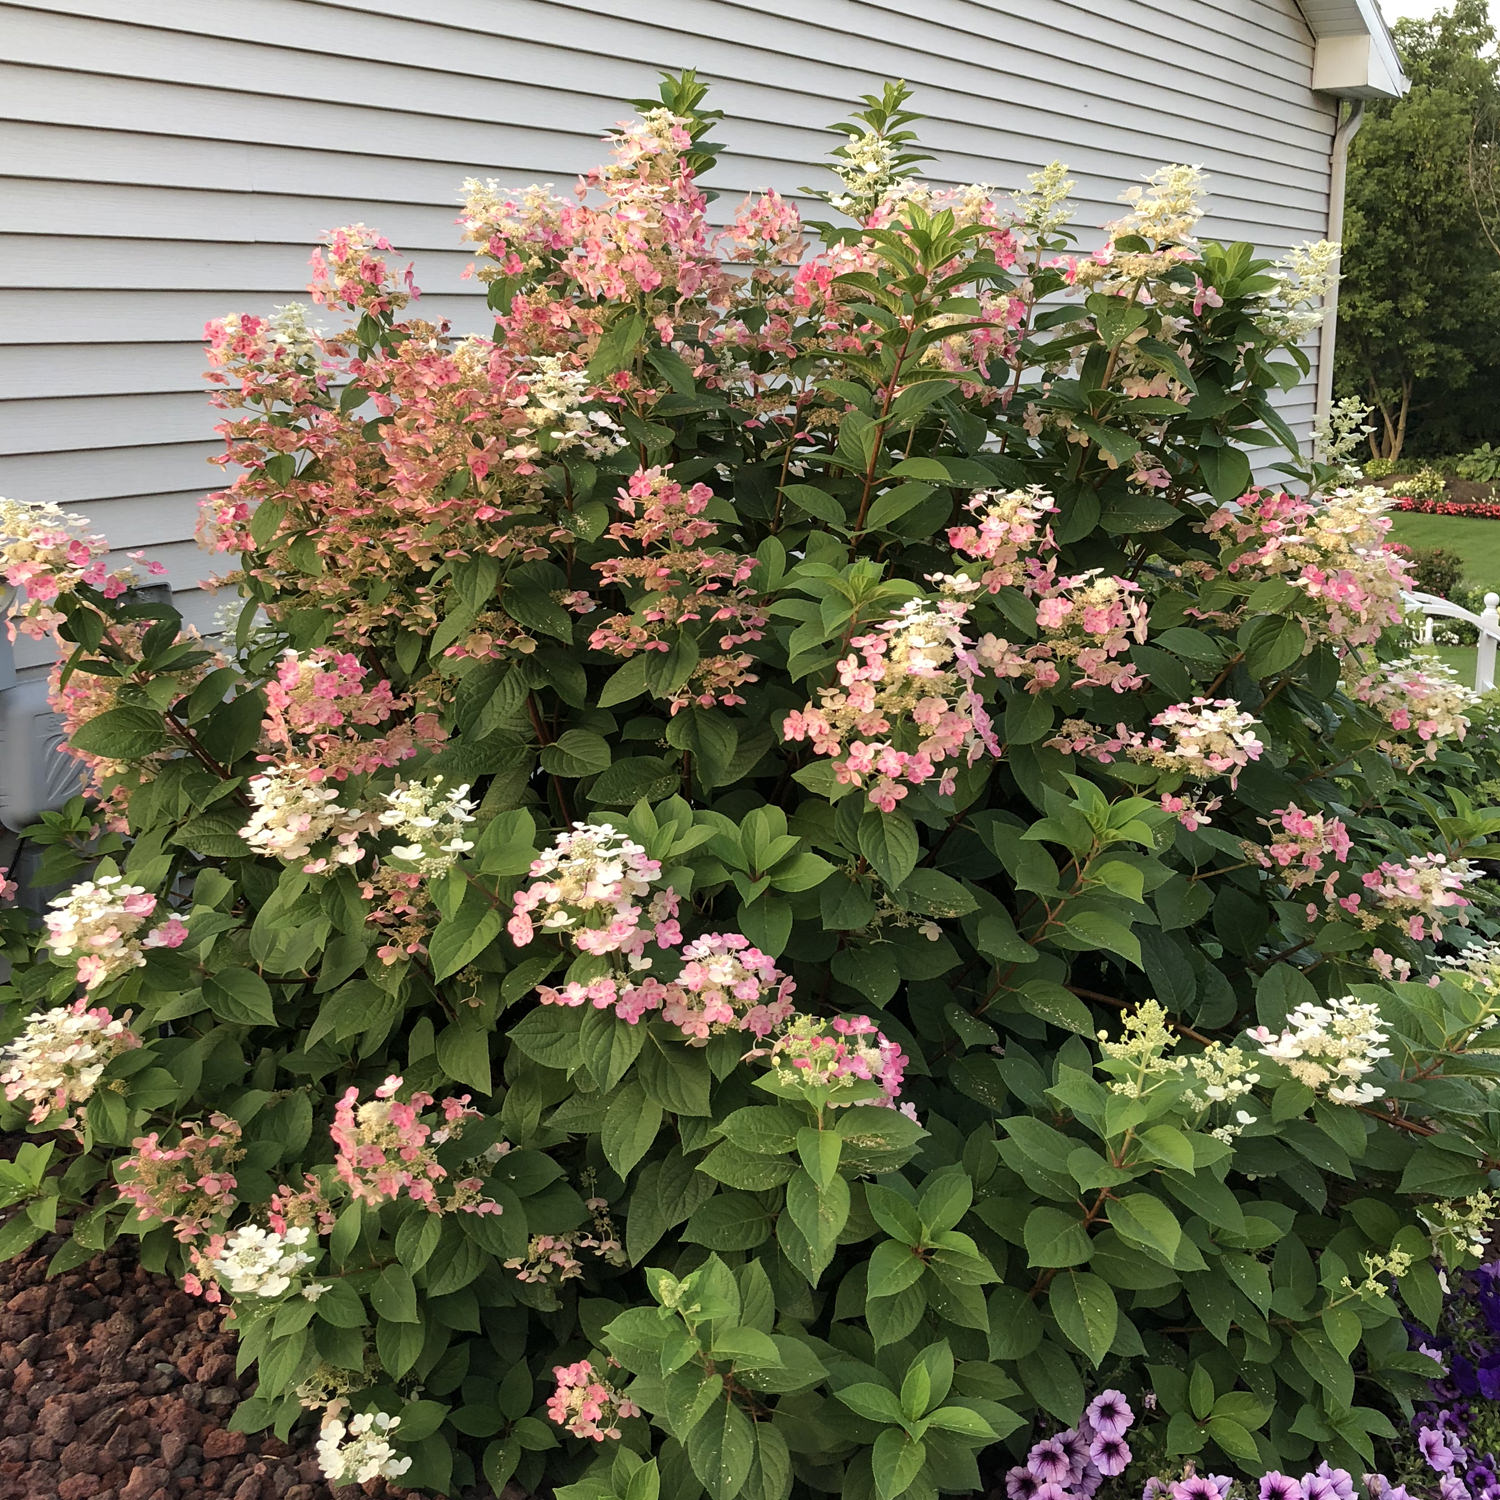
left=1385, top=512, right=1500, bottom=686
left=1388, top=511, right=1500, bottom=585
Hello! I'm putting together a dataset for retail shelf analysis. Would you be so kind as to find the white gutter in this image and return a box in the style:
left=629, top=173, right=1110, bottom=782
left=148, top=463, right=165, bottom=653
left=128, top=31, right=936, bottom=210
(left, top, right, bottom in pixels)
left=1314, top=98, right=1366, bottom=440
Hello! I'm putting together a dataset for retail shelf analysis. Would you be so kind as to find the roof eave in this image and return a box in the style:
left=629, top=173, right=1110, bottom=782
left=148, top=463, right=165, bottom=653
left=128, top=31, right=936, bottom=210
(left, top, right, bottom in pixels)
left=1302, top=0, right=1410, bottom=98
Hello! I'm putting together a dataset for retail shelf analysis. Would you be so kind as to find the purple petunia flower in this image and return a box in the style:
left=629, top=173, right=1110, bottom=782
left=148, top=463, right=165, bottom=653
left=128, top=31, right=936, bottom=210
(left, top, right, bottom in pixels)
left=1312, top=1463, right=1356, bottom=1500
left=1438, top=1478, right=1468, bottom=1500
left=1032, top=1486, right=1071, bottom=1500
left=1422, top=1426, right=1462, bottom=1473
left=1087, top=1433, right=1130, bottom=1477
left=1142, top=1483, right=1167, bottom=1500
left=1170, top=1479, right=1229, bottom=1500
left=1259, top=1474, right=1301, bottom=1500
left=1005, top=1466, right=1042, bottom=1500
left=1086, top=1389, right=1134, bottom=1441
left=1026, top=1438, right=1071, bottom=1486
left=1056, top=1427, right=1090, bottom=1485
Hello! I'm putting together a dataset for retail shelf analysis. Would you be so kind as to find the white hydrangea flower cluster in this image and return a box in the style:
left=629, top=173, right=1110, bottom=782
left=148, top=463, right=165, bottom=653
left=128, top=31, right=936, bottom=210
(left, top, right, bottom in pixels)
left=266, top=303, right=320, bottom=362
left=315, top=1408, right=412, bottom=1486
left=1247, top=995, right=1392, bottom=1106
left=42, top=874, right=186, bottom=990
left=1255, top=239, right=1340, bottom=339
left=1113, top=163, right=1208, bottom=246
left=507, top=354, right=625, bottom=463
left=240, top=763, right=369, bottom=866
left=208, top=1222, right=317, bottom=1298
left=379, top=776, right=478, bottom=874
left=829, top=129, right=904, bottom=219
left=0, top=1002, right=139, bottom=1126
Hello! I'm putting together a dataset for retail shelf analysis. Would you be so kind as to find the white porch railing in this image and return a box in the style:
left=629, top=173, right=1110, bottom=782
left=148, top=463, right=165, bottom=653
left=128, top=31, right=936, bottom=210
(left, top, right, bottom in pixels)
left=1403, top=589, right=1500, bottom=693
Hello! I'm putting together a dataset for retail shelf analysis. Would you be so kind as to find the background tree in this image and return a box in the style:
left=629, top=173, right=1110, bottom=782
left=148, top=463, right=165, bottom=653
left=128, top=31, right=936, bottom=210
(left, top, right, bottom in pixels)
left=1336, top=0, right=1500, bottom=460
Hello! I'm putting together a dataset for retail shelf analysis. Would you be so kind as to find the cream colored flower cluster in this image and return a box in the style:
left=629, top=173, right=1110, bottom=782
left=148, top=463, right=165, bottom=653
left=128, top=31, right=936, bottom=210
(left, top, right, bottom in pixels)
left=829, top=129, right=903, bottom=220
left=240, top=763, right=370, bottom=868
left=1248, top=995, right=1392, bottom=1106
left=507, top=354, right=626, bottom=464
left=0, top=1001, right=140, bottom=1127
left=315, top=1408, right=411, bottom=1486
left=378, top=776, right=477, bottom=874
left=42, top=874, right=187, bottom=990
left=1255, top=240, right=1340, bottom=340
left=207, top=1222, right=318, bottom=1298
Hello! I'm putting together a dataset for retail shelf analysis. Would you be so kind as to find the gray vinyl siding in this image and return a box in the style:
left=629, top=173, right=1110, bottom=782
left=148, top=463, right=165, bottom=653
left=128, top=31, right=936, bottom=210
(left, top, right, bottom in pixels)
left=1, top=0, right=1337, bottom=658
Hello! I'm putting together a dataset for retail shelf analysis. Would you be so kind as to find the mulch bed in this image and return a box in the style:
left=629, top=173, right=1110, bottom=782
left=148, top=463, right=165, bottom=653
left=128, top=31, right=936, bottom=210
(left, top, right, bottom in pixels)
left=0, top=1234, right=442, bottom=1500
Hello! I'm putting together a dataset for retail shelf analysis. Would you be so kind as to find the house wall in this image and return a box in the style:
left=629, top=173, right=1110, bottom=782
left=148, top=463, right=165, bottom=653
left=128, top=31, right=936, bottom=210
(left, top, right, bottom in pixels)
left=0, top=0, right=1339, bottom=666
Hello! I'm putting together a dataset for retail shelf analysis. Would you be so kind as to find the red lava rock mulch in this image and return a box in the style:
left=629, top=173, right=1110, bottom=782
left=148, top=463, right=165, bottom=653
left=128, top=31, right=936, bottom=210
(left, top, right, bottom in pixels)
left=0, top=1234, right=438, bottom=1500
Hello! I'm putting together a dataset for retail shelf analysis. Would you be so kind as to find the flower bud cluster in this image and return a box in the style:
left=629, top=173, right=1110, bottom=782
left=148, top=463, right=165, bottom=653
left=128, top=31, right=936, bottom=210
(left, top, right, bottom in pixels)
left=0, top=1000, right=140, bottom=1127
left=1248, top=995, right=1392, bottom=1106
left=42, top=874, right=188, bottom=989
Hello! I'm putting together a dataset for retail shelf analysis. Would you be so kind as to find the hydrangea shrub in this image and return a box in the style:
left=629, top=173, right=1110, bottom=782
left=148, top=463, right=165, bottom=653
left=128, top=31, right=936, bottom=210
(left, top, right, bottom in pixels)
left=5, top=73, right=1500, bottom=1500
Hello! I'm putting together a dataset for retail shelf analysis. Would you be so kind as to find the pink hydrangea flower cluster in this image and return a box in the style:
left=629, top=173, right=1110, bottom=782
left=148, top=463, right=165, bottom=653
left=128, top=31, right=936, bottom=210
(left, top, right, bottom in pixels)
left=505, top=1203, right=625, bottom=1287
left=0, top=1000, right=140, bottom=1129
left=118, top=1112, right=244, bottom=1243
left=783, top=599, right=1001, bottom=811
left=1250, top=805, right=1353, bottom=896
left=661, top=932, right=797, bottom=1042
left=330, top=1075, right=497, bottom=1214
left=945, top=486, right=1059, bottom=593
left=535, top=974, right=681, bottom=1027
left=260, top=648, right=444, bottom=785
left=0, top=497, right=161, bottom=639
left=1356, top=854, right=1479, bottom=942
left=462, top=108, right=716, bottom=308
left=1050, top=698, right=1263, bottom=788
left=308, top=223, right=417, bottom=315
left=589, top=468, right=767, bottom=713
left=1004, top=1388, right=1136, bottom=1499
left=757, top=1014, right=909, bottom=1108
left=42, top=874, right=187, bottom=990
left=509, top=821, right=681, bottom=956
left=546, top=1360, right=641, bottom=1443
left=1205, top=485, right=1413, bottom=649
left=976, top=567, right=1148, bottom=695
left=1158, top=791, right=1224, bottom=831
left=1345, top=655, right=1476, bottom=761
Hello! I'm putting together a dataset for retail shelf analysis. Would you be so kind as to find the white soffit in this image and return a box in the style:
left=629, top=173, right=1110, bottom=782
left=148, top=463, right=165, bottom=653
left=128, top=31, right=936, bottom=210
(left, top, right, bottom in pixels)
left=1300, top=0, right=1410, bottom=98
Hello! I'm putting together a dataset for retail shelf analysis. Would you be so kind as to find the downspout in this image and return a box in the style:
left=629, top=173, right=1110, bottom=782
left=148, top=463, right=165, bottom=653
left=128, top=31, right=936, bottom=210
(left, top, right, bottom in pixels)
left=1314, top=97, right=1365, bottom=442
